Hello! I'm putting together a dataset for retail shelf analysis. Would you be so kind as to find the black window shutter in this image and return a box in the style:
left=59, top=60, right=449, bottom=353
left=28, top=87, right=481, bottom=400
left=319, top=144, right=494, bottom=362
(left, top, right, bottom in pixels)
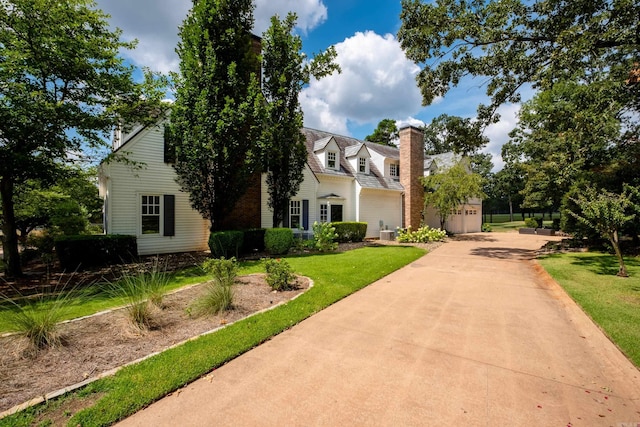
left=163, top=125, right=176, bottom=164
left=163, top=195, right=175, bottom=236
left=302, top=200, right=309, bottom=230
left=283, top=202, right=289, bottom=228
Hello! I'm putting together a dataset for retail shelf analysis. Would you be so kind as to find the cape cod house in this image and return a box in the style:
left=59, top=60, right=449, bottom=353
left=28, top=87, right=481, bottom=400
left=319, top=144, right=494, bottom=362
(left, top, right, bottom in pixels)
left=98, top=124, right=481, bottom=255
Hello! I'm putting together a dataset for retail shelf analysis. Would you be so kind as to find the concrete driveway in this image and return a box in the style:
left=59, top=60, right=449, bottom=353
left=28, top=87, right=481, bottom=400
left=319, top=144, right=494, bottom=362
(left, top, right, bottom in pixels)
left=119, top=232, right=640, bottom=426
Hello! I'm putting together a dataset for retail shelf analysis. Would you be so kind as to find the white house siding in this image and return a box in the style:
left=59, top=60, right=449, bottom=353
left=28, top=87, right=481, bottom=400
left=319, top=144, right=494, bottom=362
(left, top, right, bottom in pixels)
left=316, top=175, right=355, bottom=222
left=358, top=189, right=403, bottom=237
left=260, top=165, right=319, bottom=229
left=99, top=125, right=209, bottom=255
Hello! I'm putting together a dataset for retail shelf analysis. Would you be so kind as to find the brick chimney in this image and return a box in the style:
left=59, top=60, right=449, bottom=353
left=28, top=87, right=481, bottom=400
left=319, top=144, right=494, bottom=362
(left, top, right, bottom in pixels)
left=399, top=126, right=424, bottom=230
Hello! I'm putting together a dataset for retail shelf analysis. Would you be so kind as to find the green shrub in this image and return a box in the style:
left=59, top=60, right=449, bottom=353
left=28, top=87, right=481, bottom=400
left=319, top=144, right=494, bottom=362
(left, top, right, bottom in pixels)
left=331, top=222, right=367, bottom=243
left=481, top=223, right=492, bottom=232
left=208, top=230, right=244, bottom=258
left=202, top=257, right=238, bottom=288
left=242, top=228, right=266, bottom=254
left=191, top=281, right=235, bottom=316
left=524, top=218, right=538, bottom=228
left=264, top=228, right=293, bottom=255
left=50, top=199, right=88, bottom=235
left=264, top=258, right=296, bottom=291
left=55, top=234, right=137, bottom=270
left=396, top=226, right=446, bottom=243
left=312, top=221, right=338, bottom=251
left=552, top=218, right=561, bottom=231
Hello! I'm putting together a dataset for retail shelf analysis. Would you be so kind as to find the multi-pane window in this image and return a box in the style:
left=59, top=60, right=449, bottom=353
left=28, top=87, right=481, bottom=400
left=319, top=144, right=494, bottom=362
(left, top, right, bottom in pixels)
left=320, top=204, right=328, bottom=222
left=358, top=157, right=366, bottom=173
left=327, top=152, right=337, bottom=169
left=389, top=163, right=399, bottom=177
left=141, top=195, right=160, bottom=234
left=290, top=200, right=301, bottom=229
left=465, top=209, right=478, bottom=215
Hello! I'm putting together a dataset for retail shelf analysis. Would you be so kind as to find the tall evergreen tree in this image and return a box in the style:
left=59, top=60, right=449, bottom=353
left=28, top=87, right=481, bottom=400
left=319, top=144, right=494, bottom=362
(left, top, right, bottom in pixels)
left=170, top=0, right=265, bottom=231
left=261, top=13, right=339, bottom=228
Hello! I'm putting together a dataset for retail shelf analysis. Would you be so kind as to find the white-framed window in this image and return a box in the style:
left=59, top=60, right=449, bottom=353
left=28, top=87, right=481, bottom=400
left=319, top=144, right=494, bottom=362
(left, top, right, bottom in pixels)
left=320, top=204, right=328, bottom=223
left=389, top=163, right=399, bottom=177
left=141, top=195, right=161, bottom=234
left=290, top=200, right=301, bottom=229
left=327, top=151, right=337, bottom=170
left=358, top=157, right=367, bottom=173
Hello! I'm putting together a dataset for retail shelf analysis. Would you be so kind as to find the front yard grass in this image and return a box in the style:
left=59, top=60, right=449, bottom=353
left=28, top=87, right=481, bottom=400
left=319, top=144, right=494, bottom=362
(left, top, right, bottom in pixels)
left=1, top=245, right=425, bottom=427
left=538, top=251, right=640, bottom=367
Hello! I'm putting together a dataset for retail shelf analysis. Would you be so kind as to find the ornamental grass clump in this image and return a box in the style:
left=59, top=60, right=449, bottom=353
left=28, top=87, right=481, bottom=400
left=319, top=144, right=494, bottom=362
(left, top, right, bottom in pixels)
left=192, top=257, right=238, bottom=316
left=2, top=280, right=79, bottom=350
left=264, top=258, right=296, bottom=291
left=109, top=260, right=169, bottom=330
left=396, top=226, right=446, bottom=243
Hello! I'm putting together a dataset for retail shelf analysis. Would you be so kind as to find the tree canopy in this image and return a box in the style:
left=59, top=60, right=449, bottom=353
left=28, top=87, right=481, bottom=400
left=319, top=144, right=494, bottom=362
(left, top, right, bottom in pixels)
left=422, top=159, right=485, bottom=231
left=398, top=0, right=640, bottom=121
left=170, top=0, right=265, bottom=231
left=0, top=0, right=166, bottom=276
left=262, top=13, right=339, bottom=228
left=365, top=119, right=399, bottom=147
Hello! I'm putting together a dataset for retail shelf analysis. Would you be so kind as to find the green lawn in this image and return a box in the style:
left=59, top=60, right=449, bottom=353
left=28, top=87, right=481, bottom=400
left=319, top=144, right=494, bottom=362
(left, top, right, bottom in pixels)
left=1, top=245, right=425, bottom=427
left=539, top=251, right=640, bottom=367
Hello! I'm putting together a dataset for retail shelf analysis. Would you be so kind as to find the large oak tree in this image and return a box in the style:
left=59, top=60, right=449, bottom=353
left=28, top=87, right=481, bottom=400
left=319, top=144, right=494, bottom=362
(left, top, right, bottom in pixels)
left=0, top=0, right=165, bottom=277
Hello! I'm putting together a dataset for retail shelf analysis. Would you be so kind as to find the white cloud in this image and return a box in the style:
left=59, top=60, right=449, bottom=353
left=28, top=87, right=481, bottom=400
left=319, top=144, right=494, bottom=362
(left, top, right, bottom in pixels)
left=396, top=117, right=426, bottom=129
left=95, top=0, right=328, bottom=73
left=254, top=0, right=327, bottom=34
left=301, top=31, right=423, bottom=135
left=482, top=103, right=521, bottom=171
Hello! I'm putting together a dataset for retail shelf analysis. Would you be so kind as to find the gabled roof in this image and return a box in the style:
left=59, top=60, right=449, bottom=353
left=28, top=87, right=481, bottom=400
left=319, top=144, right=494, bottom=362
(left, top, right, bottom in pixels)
left=424, top=152, right=460, bottom=171
left=313, top=136, right=334, bottom=152
left=301, top=127, right=403, bottom=192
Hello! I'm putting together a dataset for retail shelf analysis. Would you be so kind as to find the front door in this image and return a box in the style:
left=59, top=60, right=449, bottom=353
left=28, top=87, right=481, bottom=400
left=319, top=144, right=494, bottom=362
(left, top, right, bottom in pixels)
left=331, top=204, right=343, bottom=222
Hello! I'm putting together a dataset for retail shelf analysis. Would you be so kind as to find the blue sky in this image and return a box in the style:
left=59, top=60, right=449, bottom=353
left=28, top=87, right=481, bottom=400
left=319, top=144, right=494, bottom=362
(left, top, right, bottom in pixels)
left=96, top=0, right=526, bottom=170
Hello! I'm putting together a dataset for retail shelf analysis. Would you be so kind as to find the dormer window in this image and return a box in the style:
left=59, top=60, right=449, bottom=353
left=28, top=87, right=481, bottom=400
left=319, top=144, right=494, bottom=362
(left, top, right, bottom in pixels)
left=327, top=151, right=337, bottom=170
left=358, top=157, right=367, bottom=173
left=389, top=163, right=399, bottom=177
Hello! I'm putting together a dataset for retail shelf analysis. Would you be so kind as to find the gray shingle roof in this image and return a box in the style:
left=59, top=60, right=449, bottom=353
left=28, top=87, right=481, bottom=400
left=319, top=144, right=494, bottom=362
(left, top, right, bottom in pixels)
left=301, top=128, right=403, bottom=192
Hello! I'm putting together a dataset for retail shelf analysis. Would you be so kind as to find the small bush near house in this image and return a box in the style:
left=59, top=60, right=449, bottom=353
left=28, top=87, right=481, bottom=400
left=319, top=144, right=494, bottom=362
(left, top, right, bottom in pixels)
left=208, top=230, right=244, bottom=258
left=481, top=223, right=492, bottom=232
left=264, top=258, right=296, bottom=291
left=202, top=257, right=238, bottom=288
left=26, top=231, right=56, bottom=265
left=192, top=257, right=238, bottom=316
left=264, top=228, right=294, bottom=255
left=396, top=226, right=447, bottom=243
left=242, top=228, right=266, bottom=254
left=312, top=221, right=338, bottom=251
left=331, top=222, right=367, bottom=243
left=524, top=218, right=538, bottom=228
left=55, top=234, right=137, bottom=270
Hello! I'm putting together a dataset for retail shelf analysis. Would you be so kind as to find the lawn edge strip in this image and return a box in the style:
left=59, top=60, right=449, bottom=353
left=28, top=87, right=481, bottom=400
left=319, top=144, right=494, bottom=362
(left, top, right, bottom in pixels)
left=0, top=246, right=426, bottom=427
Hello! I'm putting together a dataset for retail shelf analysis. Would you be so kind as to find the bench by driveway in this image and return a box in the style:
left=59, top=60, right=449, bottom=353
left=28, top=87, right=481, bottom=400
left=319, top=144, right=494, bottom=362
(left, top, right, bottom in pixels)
left=119, top=233, right=640, bottom=426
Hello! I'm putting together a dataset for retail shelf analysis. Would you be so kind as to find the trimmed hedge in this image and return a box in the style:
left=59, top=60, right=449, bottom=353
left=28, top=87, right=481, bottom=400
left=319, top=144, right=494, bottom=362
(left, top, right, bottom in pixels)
left=331, top=222, right=367, bottom=243
left=264, top=228, right=293, bottom=255
left=55, top=234, right=137, bottom=270
left=209, top=230, right=244, bottom=258
left=242, top=228, right=266, bottom=254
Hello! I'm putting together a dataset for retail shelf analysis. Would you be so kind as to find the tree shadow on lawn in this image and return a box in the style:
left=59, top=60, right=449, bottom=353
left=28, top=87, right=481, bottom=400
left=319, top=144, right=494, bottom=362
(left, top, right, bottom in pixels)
left=560, top=253, right=640, bottom=277
left=469, top=247, right=536, bottom=261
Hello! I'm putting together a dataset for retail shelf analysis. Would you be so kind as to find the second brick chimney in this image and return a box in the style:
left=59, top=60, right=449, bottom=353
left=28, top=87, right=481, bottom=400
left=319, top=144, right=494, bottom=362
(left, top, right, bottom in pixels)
left=399, top=126, right=424, bottom=230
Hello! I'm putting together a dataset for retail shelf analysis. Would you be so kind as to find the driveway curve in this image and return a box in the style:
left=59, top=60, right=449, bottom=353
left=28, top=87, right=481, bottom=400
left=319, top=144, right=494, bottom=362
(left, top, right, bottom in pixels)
left=119, top=232, right=640, bottom=426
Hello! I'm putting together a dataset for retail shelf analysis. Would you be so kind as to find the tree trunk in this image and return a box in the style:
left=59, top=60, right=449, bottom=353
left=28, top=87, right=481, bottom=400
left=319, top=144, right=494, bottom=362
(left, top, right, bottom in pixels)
left=1, top=176, right=22, bottom=277
left=508, top=196, right=514, bottom=222
left=609, top=231, right=628, bottom=277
